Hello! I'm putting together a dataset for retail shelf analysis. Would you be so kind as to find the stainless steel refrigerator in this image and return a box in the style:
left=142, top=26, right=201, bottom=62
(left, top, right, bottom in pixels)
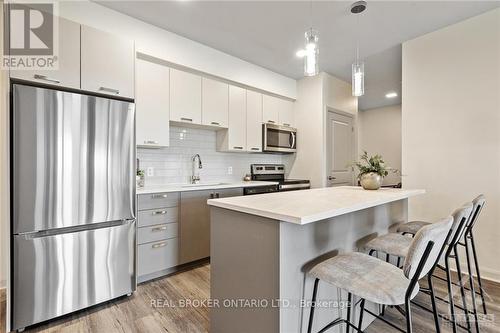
left=11, top=83, right=136, bottom=331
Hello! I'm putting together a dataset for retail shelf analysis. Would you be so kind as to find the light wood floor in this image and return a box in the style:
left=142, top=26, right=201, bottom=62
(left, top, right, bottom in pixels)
left=1, top=264, right=499, bottom=333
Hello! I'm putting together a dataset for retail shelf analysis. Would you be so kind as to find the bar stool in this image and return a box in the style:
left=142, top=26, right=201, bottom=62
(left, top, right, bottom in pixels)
left=397, top=195, right=488, bottom=317
left=364, top=203, right=474, bottom=333
left=307, top=216, right=453, bottom=333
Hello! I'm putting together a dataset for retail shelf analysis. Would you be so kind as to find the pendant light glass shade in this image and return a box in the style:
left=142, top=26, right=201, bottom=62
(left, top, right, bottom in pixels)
left=352, top=61, right=364, bottom=97
left=304, top=29, right=319, bottom=76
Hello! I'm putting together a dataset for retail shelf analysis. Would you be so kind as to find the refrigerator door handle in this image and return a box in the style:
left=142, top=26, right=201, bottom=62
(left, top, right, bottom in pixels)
left=18, top=219, right=136, bottom=239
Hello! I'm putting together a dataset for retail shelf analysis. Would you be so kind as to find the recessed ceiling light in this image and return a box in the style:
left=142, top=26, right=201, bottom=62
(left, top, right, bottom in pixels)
left=385, top=92, right=398, bottom=98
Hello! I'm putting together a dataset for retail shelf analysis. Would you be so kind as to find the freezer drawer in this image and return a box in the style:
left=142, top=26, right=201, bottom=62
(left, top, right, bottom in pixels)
left=12, top=221, right=136, bottom=331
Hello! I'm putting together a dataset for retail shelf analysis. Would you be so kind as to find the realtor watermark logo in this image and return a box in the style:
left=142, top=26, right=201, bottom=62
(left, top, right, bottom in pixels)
left=2, top=1, right=59, bottom=70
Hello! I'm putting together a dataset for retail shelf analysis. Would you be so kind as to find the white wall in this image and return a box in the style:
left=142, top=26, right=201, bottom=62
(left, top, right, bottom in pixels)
left=289, top=73, right=358, bottom=188
left=359, top=105, right=402, bottom=186
left=288, top=75, right=324, bottom=187
left=402, top=8, right=500, bottom=281
left=58, top=0, right=296, bottom=99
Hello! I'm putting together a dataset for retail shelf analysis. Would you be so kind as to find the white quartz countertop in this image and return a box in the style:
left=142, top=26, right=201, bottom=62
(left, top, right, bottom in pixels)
left=137, top=181, right=278, bottom=194
left=207, top=186, right=425, bottom=224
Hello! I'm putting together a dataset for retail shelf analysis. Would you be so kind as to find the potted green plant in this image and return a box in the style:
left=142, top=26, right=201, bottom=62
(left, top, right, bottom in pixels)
left=137, top=169, right=145, bottom=188
left=351, top=151, right=397, bottom=190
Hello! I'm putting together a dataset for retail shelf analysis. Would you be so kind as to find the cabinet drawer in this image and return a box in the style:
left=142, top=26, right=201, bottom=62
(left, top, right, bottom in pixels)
left=138, top=238, right=179, bottom=277
left=138, top=223, right=178, bottom=244
left=138, top=192, right=179, bottom=210
left=138, top=208, right=178, bottom=227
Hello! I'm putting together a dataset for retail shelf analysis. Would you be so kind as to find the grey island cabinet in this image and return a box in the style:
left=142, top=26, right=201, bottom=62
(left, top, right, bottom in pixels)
left=208, top=186, right=425, bottom=333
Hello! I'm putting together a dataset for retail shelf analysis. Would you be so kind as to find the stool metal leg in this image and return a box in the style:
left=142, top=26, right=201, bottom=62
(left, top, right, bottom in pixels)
left=445, top=257, right=458, bottom=333
left=346, top=293, right=352, bottom=333
left=428, top=275, right=441, bottom=333
left=469, top=233, right=487, bottom=314
left=465, top=237, right=480, bottom=332
left=454, top=246, right=471, bottom=331
left=405, top=297, right=413, bottom=333
left=308, top=278, right=320, bottom=333
left=357, top=299, right=365, bottom=333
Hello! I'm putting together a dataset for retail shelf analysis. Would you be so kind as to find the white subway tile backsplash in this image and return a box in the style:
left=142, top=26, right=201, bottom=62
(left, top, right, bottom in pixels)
left=137, top=126, right=289, bottom=186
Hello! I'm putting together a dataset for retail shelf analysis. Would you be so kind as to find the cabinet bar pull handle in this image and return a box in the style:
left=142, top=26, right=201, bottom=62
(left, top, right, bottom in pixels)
left=152, top=225, right=168, bottom=232
left=283, top=123, right=291, bottom=127
left=145, top=140, right=159, bottom=144
left=152, top=210, right=167, bottom=215
left=210, top=121, right=220, bottom=125
left=181, top=117, right=193, bottom=122
left=99, top=86, right=120, bottom=94
left=268, top=120, right=275, bottom=123
left=151, top=194, right=167, bottom=199
left=250, top=147, right=260, bottom=151
left=152, top=242, right=167, bottom=249
left=34, top=74, right=60, bottom=84
left=233, top=146, right=243, bottom=150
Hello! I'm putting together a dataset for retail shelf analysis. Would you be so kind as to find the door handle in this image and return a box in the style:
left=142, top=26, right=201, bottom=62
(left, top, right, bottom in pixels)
left=328, top=176, right=336, bottom=180
left=33, top=74, right=60, bottom=84
left=99, top=86, right=120, bottom=95
left=152, top=241, right=167, bottom=249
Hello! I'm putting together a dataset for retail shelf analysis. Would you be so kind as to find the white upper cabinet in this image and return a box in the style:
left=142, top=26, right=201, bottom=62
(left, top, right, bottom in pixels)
left=170, top=69, right=202, bottom=124
left=81, top=25, right=135, bottom=99
left=228, top=86, right=246, bottom=150
left=135, top=58, right=170, bottom=148
left=246, top=90, right=263, bottom=152
left=279, top=99, right=295, bottom=128
left=202, top=78, right=229, bottom=128
left=10, top=17, right=80, bottom=89
left=216, top=85, right=246, bottom=152
left=262, top=95, right=280, bottom=125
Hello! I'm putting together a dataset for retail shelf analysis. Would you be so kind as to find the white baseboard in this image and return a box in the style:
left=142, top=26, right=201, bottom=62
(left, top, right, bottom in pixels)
left=448, top=261, right=500, bottom=283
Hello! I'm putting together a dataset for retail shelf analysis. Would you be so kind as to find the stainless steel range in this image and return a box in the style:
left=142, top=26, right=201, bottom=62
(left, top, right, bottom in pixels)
left=243, top=164, right=310, bottom=195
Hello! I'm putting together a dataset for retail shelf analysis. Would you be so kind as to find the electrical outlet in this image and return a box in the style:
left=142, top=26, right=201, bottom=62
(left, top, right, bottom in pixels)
left=227, top=166, right=233, bottom=175
left=147, top=167, right=154, bottom=177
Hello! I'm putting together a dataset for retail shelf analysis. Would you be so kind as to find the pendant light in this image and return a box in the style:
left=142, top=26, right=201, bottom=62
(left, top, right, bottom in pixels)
left=297, top=0, right=319, bottom=76
left=351, top=1, right=367, bottom=97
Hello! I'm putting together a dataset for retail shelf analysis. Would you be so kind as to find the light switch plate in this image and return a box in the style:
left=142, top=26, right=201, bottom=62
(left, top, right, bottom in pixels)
left=227, top=166, right=233, bottom=175
left=147, top=167, right=154, bottom=177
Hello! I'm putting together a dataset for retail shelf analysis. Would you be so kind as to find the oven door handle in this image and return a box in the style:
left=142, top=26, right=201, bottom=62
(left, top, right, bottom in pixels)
left=290, top=132, right=296, bottom=149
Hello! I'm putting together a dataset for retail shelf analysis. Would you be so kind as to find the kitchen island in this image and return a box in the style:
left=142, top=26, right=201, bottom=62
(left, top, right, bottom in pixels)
left=207, top=186, right=425, bottom=333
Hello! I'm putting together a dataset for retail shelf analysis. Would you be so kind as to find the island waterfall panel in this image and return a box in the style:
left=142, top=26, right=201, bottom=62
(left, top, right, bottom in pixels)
left=210, top=199, right=407, bottom=333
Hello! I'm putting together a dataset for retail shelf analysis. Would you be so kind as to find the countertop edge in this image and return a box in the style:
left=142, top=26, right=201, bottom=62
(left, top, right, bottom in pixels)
left=137, top=181, right=279, bottom=195
left=208, top=188, right=425, bottom=224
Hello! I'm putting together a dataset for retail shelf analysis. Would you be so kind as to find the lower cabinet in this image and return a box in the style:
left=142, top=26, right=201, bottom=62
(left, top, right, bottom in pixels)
left=137, top=188, right=243, bottom=283
left=137, top=192, right=180, bottom=282
left=180, top=187, right=244, bottom=264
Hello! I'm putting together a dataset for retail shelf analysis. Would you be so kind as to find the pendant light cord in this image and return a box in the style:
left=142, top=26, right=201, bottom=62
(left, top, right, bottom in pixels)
left=356, top=13, right=360, bottom=63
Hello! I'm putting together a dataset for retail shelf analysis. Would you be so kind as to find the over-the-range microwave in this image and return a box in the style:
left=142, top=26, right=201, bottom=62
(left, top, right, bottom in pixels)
left=263, top=123, right=297, bottom=153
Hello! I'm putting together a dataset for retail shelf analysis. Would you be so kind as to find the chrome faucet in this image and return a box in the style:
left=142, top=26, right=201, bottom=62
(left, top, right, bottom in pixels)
left=191, top=154, right=203, bottom=184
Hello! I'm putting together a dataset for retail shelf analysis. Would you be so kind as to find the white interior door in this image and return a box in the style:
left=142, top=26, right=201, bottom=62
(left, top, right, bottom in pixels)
left=327, top=111, right=354, bottom=187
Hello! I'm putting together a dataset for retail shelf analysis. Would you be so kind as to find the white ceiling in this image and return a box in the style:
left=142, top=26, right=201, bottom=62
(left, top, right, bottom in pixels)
left=98, top=1, right=499, bottom=110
